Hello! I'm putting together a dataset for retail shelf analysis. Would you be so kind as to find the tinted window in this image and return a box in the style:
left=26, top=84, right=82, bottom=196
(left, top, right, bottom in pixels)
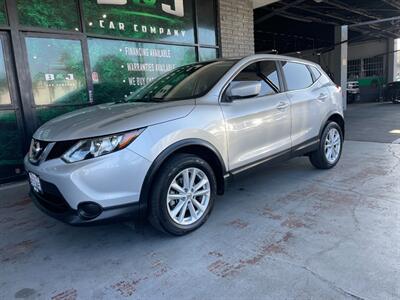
left=199, top=48, right=218, bottom=62
left=232, top=62, right=279, bottom=97
left=310, top=66, right=322, bottom=81
left=0, top=0, right=7, bottom=25
left=88, top=38, right=197, bottom=103
left=197, top=0, right=217, bottom=46
left=282, top=62, right=313, bottom=91
left=17, top=0, right=80, bottom=31
left=25, top=37, right=88, bottom=106
left=127, top=60, right=237, bottom=102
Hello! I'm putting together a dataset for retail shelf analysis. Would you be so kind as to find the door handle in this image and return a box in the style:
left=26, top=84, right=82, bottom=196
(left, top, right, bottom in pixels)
left=317, top=93, right=328, bottom=101
left=276, top=102, right=289, bottom=110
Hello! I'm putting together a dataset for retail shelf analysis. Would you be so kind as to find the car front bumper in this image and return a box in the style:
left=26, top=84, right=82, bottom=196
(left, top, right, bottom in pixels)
left=29, top=188, right=141, bottom=225
left=24, top=148, right=151, bottom=225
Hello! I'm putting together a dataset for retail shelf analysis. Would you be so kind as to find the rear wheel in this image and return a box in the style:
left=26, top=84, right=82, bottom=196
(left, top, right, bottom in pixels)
left=149, top=153, right=216, bottom=236
left=309, top=122, right=343, bottom=169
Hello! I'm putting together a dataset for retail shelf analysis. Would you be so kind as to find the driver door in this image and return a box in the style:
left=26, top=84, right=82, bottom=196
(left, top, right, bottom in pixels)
left=220, top=60, right=292, bottom=172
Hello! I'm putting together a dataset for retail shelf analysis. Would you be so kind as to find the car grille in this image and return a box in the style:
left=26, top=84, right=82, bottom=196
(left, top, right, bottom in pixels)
left=29, top=139, right=50, bottom=164
left=29, top=139, right=78, bottom=163
left=47, top=140, right=77, bottom=160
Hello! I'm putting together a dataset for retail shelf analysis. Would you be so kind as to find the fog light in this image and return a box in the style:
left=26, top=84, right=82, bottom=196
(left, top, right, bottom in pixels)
left=78, top=202, right=102, bottom=220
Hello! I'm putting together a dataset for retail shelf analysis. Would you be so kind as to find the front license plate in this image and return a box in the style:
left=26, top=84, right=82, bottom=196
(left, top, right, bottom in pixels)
left=29, top=172, right=42, bottom=194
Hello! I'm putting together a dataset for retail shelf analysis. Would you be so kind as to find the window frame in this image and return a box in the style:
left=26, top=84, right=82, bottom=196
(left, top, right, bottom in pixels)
left=279, top=60, right=317, bottom=92
left=308, top=65, right=322, bottom=83
left=221, top=59, right=284, bottom=102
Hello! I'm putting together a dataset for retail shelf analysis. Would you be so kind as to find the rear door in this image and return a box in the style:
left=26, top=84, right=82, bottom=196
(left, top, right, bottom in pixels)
left=220, top=60, right=291, bottom=171
left=281, top=61, right=325, bottom=147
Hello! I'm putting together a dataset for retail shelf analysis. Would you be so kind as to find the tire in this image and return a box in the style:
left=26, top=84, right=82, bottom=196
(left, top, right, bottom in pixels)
left=149, top=153, right=217, bottom=236
left=309, top=121, right=343, bottom=169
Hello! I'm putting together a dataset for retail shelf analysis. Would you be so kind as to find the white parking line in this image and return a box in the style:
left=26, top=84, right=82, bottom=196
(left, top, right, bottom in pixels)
left=392, top=137, right=400, bottom=144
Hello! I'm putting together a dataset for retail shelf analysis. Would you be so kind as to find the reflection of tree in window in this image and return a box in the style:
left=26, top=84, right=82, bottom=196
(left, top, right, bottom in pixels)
left=0, top=49, right=10, bottom=105
left=17, top=0, right=80, bottom=31
left=128, top=61, right=236, bottom=101
left=92, top=55, right=132, bottom=104
left=0, top=0, right=7, bottom=25
left=27, top=38, right=87, bottom=106
left=0, top=112, right=23, bottom=175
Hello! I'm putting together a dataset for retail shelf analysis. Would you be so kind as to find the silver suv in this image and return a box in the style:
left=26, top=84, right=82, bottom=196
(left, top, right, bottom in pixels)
left=25, top=55, right=344, bottom=235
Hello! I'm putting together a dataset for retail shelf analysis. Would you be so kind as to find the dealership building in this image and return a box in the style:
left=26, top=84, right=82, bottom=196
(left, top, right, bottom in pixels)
left=1, top=0, right=400, bottom=183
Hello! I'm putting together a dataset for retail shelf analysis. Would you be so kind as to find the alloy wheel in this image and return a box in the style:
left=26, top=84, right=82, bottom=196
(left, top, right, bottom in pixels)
left=166, top=167, right=211, bottom=226
left=324, top=128, right=341, bottom=164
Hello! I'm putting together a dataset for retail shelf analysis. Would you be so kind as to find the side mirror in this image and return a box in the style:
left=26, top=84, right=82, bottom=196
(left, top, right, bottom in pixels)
left=226, top=81, right=261, bottom=101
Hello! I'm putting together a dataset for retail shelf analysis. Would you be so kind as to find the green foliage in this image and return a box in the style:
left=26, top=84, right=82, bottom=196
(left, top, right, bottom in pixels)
left=0, top=0, right=7, bottom=25
left=83, top=0, right=194, bottom=43
left=88, top=38, right=196, bottom=103
left=17, top=0, right=80, bottom=31
left=27, top=38, right=88, bottom=106
left=0, top=112, right=23, bottom=163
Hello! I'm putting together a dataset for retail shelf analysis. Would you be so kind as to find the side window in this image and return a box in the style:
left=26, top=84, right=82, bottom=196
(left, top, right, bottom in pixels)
left=231, top=62, right=279, bottom=98
left=281, top=62, right=313, bottom=91
left=259, top=61, right=280, bottom=92
left=310, top=66, right=322, bottom=81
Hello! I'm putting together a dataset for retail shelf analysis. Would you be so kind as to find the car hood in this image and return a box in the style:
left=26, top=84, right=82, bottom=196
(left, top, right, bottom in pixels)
left=34, top=100, right=195, bottom=141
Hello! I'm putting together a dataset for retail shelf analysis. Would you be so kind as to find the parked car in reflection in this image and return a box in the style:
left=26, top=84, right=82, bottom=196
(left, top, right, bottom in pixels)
left=25, top=55, right=344, bottom=235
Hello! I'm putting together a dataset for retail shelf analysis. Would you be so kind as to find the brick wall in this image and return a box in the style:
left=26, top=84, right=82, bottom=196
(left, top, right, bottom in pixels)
left=218, top=0, right=255, bottom=57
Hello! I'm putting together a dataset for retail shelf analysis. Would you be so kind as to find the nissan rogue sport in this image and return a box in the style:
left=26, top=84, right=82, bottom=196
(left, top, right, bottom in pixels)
left=25, top=54, right=344, bottom=235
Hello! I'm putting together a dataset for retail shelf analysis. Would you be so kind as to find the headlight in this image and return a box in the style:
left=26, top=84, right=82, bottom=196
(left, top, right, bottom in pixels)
left=62, top=128, right=145, bottom=163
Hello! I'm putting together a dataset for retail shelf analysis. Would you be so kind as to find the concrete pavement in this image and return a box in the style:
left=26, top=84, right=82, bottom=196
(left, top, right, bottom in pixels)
left=345, top=102, right=400, bottom=143
left=1, top=140, right=399, bottom=299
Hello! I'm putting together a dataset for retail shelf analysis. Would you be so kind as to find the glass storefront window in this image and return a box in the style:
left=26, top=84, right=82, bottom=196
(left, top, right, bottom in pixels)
left=83, top=0, right=195, bottom=44
left=197, top=0, right=217, bottom=46
left=0, top=0, right=7, bottom=25
left=0, top=111, right=24, bottom=180
left=88, top=38, right=196, bottom=103
left=25, top=37, right=88, bottom=106
left=199, top=47, right=217, bottom=61
left=0, top=39, right=11, bottom=105
left=17, top=0, right=80, bottom=31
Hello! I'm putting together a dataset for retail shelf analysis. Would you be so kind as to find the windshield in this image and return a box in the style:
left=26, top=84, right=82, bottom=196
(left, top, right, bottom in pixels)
left=126, top=60, right=237, bottom=103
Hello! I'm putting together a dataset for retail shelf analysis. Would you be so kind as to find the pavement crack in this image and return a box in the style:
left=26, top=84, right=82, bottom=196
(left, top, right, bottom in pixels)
left=264, top=256, right=368, bottom=300
left=305, top=237, right=347, bottom=266
left=387, top=143, right=400, bottom=176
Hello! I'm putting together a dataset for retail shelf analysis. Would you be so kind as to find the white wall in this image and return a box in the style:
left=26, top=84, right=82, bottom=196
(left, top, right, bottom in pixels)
left=347, top=39, right=387, bottom=60
left=286, top=39, right=391, bottom=80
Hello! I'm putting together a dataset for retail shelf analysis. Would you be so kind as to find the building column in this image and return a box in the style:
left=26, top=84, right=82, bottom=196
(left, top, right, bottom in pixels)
left=387, top=38, right=396, bottom=83
left=332, top=25, right=348, bottom=110
left=218, top=0, right=255, bottom=57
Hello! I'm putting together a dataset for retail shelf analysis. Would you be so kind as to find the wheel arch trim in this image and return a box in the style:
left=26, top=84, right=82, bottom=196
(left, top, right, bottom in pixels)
left=138, top=138, right=227, bottom=216
left=320, top=112, right=345, bottom=138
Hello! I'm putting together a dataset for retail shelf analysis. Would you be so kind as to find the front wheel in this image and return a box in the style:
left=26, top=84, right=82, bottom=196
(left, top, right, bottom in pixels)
left=309, top=122, right=343, bottom=169
left=149, top=153, right=216, bottom=236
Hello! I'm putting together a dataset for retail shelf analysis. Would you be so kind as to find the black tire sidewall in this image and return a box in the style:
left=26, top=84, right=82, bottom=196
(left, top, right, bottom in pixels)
left=151, top=154, right=217, bottom=235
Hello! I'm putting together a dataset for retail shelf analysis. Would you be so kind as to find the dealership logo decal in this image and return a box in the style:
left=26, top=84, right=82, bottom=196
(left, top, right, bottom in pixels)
left=92, top=0, right=186, bottom=37
left=97, top=0, right=184, bottom=17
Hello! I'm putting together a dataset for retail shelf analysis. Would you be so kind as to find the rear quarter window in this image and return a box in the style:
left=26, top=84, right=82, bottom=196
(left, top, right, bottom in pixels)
left=310, top=66, right=322, bottom=81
